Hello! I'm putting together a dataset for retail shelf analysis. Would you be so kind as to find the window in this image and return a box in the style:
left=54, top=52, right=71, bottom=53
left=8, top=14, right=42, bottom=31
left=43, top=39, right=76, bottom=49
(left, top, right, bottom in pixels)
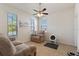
left=39, top=17, right=47, bottom=31
left=7, top=13, right=17, bottom=37
left=31, top=16, right=47, bottom=32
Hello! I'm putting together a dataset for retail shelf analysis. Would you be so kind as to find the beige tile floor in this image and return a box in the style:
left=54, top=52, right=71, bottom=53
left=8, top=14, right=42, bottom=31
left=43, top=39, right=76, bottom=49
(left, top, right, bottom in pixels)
left=26, top=41, right=77, bottom=56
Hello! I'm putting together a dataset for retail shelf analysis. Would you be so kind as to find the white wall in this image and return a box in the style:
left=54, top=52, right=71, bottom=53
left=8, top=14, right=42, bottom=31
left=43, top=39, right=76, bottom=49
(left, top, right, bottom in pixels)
left=74, top=4, right=78, bottom=48
left=0, top=4, right=31, bottom=42
left=47, top=7, right=75, bottom=46
left=75, top=4, right=79, bottom=51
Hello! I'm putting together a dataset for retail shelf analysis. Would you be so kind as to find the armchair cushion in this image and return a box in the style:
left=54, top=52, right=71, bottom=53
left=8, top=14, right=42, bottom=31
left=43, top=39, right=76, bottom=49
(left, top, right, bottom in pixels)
left=12, top=41, right=22, bottom=46
left=15, top=44, right=36, bottom=56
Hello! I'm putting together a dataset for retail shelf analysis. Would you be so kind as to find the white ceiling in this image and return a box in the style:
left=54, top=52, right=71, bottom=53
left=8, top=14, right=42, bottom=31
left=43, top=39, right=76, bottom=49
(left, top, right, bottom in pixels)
left=5, top=3, right=74, bottom=15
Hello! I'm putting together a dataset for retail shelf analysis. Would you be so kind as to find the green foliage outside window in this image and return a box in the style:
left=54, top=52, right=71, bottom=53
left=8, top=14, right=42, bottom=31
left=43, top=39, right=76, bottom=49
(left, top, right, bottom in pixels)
left=7, top=13, right=17, bottom=36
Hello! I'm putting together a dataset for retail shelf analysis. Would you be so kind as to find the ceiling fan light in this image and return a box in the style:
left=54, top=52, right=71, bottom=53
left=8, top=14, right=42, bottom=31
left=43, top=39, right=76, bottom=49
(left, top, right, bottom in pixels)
left=37, top=13, right=43, bottom=17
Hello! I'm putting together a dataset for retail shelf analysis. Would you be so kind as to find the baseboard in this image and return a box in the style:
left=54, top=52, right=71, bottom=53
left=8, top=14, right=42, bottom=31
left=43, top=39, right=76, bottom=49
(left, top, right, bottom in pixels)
left=59, top=42, right=77, bottom=48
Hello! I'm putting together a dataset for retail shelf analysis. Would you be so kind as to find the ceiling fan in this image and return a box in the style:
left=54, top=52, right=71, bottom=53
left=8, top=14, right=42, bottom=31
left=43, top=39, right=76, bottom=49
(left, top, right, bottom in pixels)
left=33, top=3, right=48, bottom=17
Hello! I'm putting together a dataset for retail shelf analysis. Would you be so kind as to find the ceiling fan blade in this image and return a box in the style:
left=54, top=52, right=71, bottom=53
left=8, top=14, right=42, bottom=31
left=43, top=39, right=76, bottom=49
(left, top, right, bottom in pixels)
left=42, top=13, right=48, bottom=15
left=42, top=8, right=46, bottom=12
left=32, top=13, right=37, bottom=15
left=33, top=9, right=38, bottom=12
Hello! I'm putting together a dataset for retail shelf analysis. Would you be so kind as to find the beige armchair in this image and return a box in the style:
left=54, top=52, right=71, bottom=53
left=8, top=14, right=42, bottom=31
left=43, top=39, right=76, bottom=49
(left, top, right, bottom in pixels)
left=0, top=34, right=36, bottom=56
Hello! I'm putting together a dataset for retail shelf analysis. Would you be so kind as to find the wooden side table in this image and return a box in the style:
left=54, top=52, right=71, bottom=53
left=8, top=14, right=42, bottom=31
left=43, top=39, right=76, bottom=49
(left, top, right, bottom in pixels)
left=31, top=34, right=44, bottom=43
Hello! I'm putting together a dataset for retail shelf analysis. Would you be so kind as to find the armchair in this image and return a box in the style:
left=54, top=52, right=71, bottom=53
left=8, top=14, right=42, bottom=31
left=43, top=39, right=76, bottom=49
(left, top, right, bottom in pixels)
left=0, top=34, right=36, bottom=56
